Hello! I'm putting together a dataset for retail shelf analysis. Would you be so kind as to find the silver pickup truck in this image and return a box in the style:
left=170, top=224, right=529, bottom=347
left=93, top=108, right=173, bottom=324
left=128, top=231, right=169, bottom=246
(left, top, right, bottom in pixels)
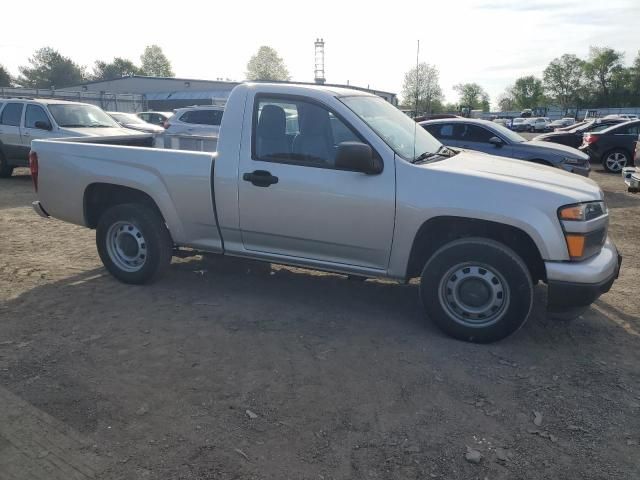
left=29, top=83, right=621, bottom=343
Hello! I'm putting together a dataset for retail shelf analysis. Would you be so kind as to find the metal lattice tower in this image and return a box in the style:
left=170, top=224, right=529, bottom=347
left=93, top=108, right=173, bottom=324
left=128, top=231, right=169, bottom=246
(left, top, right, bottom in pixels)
left=314, top=38, right=325, bottom=84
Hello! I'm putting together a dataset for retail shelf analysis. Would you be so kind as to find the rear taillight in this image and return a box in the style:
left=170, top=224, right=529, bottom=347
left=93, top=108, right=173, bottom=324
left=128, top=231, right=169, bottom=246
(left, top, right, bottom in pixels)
left=163, top=121, right=170, bottom=129
left=583, top=134, right=599, bottom=145
left=29, top=151, right=38, bottom=192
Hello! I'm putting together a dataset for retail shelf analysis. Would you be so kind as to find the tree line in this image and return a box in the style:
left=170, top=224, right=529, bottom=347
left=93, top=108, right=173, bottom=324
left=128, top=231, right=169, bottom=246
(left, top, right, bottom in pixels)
left=0, top=44, right=291, bottom=89
left=403, top=46, right=640, bottom=114
left=0, top=45, right=174, bottom=89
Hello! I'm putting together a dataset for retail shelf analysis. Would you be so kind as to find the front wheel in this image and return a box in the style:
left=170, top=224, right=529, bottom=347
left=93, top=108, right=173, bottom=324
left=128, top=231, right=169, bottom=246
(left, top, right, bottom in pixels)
left=96, top=203, right=173, bottom=284
left=419, top=238, right=533, bottom=343
left=602, top=149, right=629, bottom=173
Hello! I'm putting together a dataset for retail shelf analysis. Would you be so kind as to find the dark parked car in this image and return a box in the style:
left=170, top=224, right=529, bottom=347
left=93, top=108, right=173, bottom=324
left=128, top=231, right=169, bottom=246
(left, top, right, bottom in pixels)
left=533, top=119, right=626, bottom=149
left=579, top=120, right=640, bottom=173
left=421, top=118, right=590, bottom=176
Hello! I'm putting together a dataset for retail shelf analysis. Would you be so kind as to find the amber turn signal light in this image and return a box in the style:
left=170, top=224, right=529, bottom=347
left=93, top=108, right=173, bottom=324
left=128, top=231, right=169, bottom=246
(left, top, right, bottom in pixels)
left=565, top=234, right=586, bottom=259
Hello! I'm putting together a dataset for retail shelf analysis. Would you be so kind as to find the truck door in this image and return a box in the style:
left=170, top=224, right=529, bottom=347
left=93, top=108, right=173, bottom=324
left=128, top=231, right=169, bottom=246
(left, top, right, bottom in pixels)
left=237, top=95, right=396, bottom=271
left=0, top=102, right=26, bottom=161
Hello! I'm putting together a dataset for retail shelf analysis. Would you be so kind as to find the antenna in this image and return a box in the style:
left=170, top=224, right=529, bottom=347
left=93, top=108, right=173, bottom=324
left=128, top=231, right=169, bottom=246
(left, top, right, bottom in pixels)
left=413, top=40, right=420, bottom=161
left=314, top=38, right=326, bottom=84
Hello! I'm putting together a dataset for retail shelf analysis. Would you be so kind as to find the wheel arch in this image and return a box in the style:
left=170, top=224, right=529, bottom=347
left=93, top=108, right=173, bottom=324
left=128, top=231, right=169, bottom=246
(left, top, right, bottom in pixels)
left=405, top=216, right=546, bottom=283
left=83, top=183, right=166, bottom=230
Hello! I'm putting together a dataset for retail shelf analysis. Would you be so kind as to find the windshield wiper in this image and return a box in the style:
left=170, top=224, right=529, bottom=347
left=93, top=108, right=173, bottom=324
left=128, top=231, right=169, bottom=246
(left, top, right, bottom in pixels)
left=59, top=124, right=86, bottom=128
left=412, top=145, right=453, bottom=164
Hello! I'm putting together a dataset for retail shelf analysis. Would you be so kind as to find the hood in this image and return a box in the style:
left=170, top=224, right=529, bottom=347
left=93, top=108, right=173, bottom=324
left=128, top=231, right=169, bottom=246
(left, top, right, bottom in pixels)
left=429, top=150, right=600, bottom=200
left=524, top=140, right=588, bottom=159
left=59, top=127, right=141, bottom=137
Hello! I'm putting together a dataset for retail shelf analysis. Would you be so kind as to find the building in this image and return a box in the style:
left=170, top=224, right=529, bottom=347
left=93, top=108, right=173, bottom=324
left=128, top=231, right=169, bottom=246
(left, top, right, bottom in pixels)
left=62, top=75, right=397, bottom=111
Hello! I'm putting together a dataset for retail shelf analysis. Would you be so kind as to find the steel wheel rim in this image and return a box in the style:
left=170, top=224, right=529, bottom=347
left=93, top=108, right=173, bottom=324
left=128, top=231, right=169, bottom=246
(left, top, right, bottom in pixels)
left=605, top=152, right=627, bottom=172
left=106, top=221, right=147, bottom=272
left=438, top=263, right=510, bottom=327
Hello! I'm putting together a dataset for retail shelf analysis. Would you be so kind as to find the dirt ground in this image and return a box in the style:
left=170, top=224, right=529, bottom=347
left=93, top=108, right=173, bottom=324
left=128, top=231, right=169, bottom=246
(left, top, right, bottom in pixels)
left=0, top=164, right=639, bottom=480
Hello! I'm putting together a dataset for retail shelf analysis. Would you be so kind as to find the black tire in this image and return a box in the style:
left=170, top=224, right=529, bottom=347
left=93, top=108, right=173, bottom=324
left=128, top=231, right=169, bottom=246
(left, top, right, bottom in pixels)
left=0, top=151, right=14, bottom=178
left=96, top=203, right=173, bottom=284
left=601, top=149, right=629, bottom=173
left=419, top=237, right=533, bottom=343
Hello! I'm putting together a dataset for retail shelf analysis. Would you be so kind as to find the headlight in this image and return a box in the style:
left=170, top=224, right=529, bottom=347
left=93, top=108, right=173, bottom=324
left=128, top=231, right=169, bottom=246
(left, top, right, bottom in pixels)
left=558, top=201, right=607, bottom=221
left=563, top=156, right=585, bottom=165
left=558, top=201, right=608, bottom=260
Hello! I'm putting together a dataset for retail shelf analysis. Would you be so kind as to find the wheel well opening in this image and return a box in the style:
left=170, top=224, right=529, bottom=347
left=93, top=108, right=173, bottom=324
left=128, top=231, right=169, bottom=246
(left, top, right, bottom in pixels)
left=406, top=216, right=546, bottom=283
left=84, top=183, right=164, bottom=229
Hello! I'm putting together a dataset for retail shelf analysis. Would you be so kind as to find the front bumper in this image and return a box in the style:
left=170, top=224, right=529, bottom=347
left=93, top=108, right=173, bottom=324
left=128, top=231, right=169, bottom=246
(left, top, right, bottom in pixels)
left=545, top=237, right=621, bottom=311
left=622, top=166, right=640, bottom=192
left=32, top=201, right=50, bottom=218
left=561, top=162, right=591, bottom=177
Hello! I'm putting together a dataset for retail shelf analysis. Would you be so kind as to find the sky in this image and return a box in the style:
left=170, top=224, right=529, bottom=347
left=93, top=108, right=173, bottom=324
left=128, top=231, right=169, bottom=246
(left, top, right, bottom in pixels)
left=1, top=0, right=639, bottom=107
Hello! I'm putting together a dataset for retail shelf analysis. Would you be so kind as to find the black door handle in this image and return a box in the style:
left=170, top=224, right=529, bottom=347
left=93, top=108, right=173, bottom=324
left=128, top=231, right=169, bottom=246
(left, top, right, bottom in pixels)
left=243, top=170, right=279, bottom=187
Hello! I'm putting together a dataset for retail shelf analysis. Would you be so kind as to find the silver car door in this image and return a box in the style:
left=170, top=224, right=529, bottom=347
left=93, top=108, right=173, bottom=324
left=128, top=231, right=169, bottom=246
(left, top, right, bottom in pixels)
left=237, top=95, right=396, bottom=270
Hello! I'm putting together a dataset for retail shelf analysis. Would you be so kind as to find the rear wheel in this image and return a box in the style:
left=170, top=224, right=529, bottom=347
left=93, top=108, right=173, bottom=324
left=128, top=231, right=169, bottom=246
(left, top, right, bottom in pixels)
left=602, top=149, right=629, bottom=173
left=0, top=151, right=14, bottom=178
left=419, top=238, right=533, bottom=343
left=96, top=203, right=173, bottom=284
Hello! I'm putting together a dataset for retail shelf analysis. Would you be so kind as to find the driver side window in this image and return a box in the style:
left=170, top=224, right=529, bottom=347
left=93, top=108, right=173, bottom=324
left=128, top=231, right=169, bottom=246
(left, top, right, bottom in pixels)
left=253, top=97, right=361, bottom=168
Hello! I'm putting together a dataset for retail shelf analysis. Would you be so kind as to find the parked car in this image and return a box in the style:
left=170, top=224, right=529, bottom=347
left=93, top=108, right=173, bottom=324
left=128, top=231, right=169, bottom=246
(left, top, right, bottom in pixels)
left=579, top=120, right=640, bottom=173
left=421, top=118, right=590, bottom=176
left=533, top=118, right=627, bottom=149
left=493, top=118, right=511, bottom=128
left=622, top=141, right=640, bottom=192
left=603, top=114, right=639, bottom=121
left=526, top=117, right=552, bottom=132
left=511, top=117, right=528, bottom=131
left=136, top=111, right=173, bottom=127
left=0, top=98, right=141, bottom=177
left=549, top=118, right=575, bottom=130
left=30, top=83, right=620, bottom=343
left=164, top=106, right=224, bottom=136
left=107, top=112, right=165, bottom=133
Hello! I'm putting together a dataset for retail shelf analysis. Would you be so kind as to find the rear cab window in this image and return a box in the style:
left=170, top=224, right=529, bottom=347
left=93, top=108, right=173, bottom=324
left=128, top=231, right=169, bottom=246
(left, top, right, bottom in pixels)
left=0, top=102, right=24, bottom=126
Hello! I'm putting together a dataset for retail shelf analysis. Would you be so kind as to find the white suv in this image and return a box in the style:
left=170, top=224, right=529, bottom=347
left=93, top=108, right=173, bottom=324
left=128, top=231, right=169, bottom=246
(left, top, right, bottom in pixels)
left=165, top=106, right=224, bottom=137
left=527, top=117, right=552, bottom=132
left=0, top=98, right=138, bottom=177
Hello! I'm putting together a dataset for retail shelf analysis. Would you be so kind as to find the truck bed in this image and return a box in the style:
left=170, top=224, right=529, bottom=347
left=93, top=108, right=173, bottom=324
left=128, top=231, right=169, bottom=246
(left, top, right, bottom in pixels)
left=31, top=136, right=222, bottom=253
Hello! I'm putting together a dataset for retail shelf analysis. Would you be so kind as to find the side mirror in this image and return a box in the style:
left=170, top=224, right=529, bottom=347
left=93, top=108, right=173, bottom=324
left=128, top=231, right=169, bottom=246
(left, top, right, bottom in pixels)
left=34, top=121, right=52, bottom=131
left=489, top=136, right=504, bottom=147
left=335, top=141, right=382, bottom=174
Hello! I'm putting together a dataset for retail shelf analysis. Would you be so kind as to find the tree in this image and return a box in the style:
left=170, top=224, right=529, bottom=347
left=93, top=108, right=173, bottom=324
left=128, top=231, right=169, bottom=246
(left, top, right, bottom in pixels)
left=0, top=64, right=12, bottom=87
left=18, top=47, right=85, bottom=88
left=584, top=46, right=624, bottom=104
left=511, top=75, right=544, bottom=110
left=140, top=45, right=174, bottom=77
left=497, top=88, right=516, bottom=111
left=543, top=54, right=586, bottom=114
left=401, top=62, right=443, bottom=114
left=92, top=57, right=142, bottom=81
left=629, top=51, right=640, bottom=105
left=246, top=46, right=290, bottom=81
left=453, top=83, right=490, bottom=111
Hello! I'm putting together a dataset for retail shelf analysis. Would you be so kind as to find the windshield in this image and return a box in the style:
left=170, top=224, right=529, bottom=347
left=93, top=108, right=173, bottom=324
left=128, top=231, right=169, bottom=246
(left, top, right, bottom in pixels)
left=48, top=104, right=119, bottom=128
left=111, top=113, right=145, bottom=124
left=490, top=122, right=526, bottom=143
left=340, top=95, right=442, bottom=161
